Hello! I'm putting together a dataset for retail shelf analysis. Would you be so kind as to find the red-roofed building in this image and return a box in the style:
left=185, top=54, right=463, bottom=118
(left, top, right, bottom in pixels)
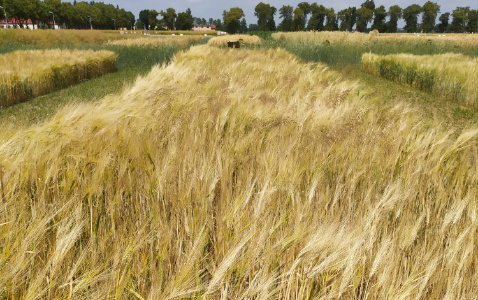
left=192, top=24, right=216, bottom=31
left=0, top=18, right=59, bottom=29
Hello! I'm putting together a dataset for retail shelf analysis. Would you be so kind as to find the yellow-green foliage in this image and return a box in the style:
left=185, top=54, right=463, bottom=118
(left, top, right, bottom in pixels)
left=107, top=35, right=204, bottom=47
left=207, top=34, right=262, bottom=47
left=362, top=52, right=478, bottom=103
left=1, top=45, right=478, bottom=299
left=0, top=29, right=142, bottom=46
left=0, top=49, right=116, bottom=107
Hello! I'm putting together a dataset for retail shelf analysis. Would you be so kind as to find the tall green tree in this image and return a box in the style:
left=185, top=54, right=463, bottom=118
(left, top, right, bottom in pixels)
left=403, top=4, right=422, bottom=33
left=254, top=2, right=273, bottom=31
left=293, top=7, right=304, bottom=31
left=371, top=5, right=387, bottom=32
left=362, top=0, right=375, bottom=12
left=307, top=3, right=327, bottom=30
left=160, top=8, right=176, bottom=30
left=278, top=5, right=293, bottom=31
left=355, top=0, right=375, bottom=32
left=175, top=8, right=193, bottom=30
left=59, top=2, right=75, bottom=28
left=223, top=7, right=245, bottom=33
left=450, top=7, right=468, bottom=33
left=126, top=11, right=135, bottom=29
left=73, top=1, right=92, bottom=29
left=324, top=8, right=338, bottom=31
left=466, top=9, right=478, bottom=33
left=386, top=5, right=402, bottom=33
left=298, top=2, right=311, bottom=28
left=356, top=7, right=373, bottom=32
left=44, top=0, right=61, bottom=15
left=268, top=6, right=277, bottom=31
left=437, top=12, right=450, bottom=32
left=94, top=2, right=115, bottom=29
left=239, top=18, right=248, bottom=33
left=420, top=1, right=440, bottom=33
left=139, top=9, right=150, bottom=29
left=338, top=7, right=356, bottom=31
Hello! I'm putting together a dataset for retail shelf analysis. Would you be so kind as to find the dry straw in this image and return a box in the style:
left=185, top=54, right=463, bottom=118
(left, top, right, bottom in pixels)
left=0, top=49, right=116, bottom=108
left=1, top=45, right=478, bottom=299
left=362, top=52, right=478, bottom=104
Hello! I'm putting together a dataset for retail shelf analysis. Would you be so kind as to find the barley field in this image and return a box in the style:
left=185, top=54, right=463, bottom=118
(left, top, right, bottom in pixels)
left=0, top=49, right=116, bottom=108
left=362, top=52, right=478, bottom=104
left=107, top=35, right=204, bottom=47
left=1, top=41, right=478, bottom=299
left=0, top=30, right=142, bottom=48
left=207, top=34, right=263, bottom=47
left=271, top=31, right=478, bottom=66
left=153, top=30, right=215, bottom=36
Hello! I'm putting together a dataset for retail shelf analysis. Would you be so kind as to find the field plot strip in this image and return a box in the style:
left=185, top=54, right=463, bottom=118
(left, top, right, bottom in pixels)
left=107, top=35, right=204, bottom=47
left=362, top=52, right=478, bottom=104
left=0, top=49, right=116, bottom=108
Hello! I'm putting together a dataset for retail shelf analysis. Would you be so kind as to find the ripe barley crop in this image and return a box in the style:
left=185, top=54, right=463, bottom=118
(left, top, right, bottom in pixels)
left=1, top=45, right=478, bottom=299
left=107, top=35, right=204, bottom=47
left=0, top=49, right=116, bottom=108
left=362, top=52, right=478, bottom=104
left=207, top=34, right=262, bottom=47
left=0, top=30, right=142, bottom=47
left=271, top=31, right=478, bottom=65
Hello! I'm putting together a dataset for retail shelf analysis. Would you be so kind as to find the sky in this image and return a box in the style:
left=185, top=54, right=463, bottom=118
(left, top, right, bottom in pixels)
left=83, top=0, right=476, bottom=26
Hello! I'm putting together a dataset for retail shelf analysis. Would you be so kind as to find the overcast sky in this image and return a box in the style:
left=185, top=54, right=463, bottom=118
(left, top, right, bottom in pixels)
left=84, top=1, right=476, bottom=25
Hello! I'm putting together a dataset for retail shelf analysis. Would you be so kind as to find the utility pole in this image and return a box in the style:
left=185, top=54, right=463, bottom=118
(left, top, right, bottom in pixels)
left=49, top=11, right=55, bottom=29
left=0, top=6, right=8, bottom=29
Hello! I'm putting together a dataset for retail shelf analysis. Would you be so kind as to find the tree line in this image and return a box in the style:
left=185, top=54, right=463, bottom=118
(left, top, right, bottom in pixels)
left=131, top=1, right=478, bottom=34
left=0, top=0, right=476, bottom=33
left=136, top=7, right=247, bottom=33
left=0, top=0, right=135, bottom=29
left=253, top=1, right=477, bottom=33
